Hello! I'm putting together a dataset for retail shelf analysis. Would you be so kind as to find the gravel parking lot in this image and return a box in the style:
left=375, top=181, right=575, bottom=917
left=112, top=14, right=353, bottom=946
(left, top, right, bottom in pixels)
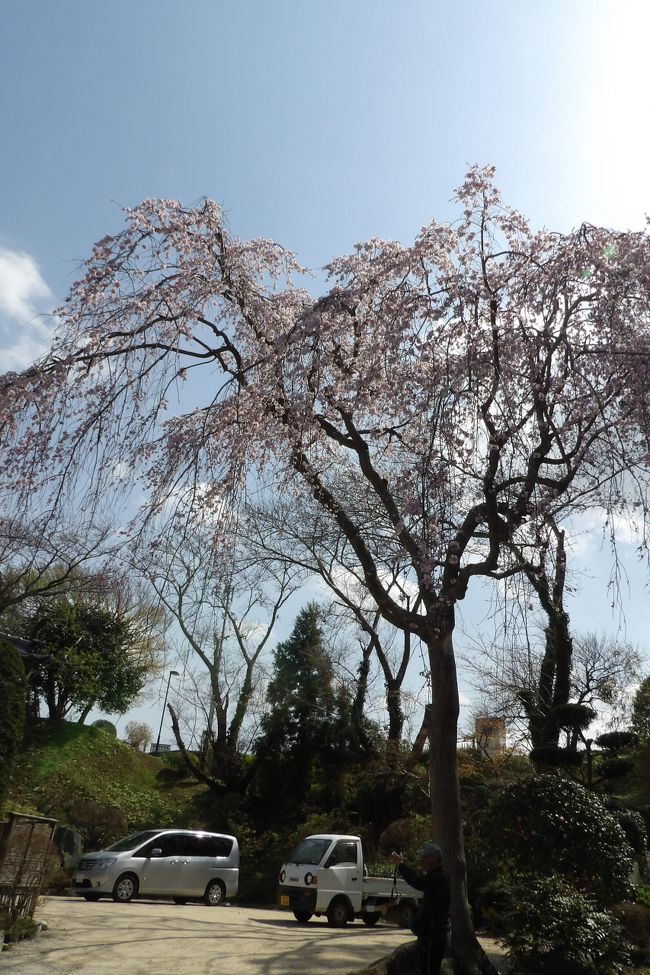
left=0, top=896, right=416, bottom=975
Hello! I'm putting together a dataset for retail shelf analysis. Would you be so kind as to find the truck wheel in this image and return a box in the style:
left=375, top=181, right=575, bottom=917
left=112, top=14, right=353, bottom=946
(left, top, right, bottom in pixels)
left=361, top=912, right=380, bottom=926
left=327, top=899, right=349, bottom=928
left=293, top=910, right=312, bottom=923
left=398, top=901, right=417, bottom=928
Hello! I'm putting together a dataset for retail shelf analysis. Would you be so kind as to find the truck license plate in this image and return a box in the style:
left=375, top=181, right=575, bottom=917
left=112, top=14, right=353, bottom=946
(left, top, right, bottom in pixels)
left=280, top=895, right=289, bottom=906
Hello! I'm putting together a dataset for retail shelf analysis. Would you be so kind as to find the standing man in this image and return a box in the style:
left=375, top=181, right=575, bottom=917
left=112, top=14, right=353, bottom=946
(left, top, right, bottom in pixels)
left=390, top=842, right=450, bottom=975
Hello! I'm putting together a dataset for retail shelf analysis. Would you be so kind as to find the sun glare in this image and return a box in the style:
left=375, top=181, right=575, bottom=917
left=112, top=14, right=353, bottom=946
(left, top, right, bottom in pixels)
left=581, top=2, right=650, bottom=229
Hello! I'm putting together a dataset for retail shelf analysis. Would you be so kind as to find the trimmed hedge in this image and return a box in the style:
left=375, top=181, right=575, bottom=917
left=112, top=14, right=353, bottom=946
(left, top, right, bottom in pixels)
left=91, top=719, right=117, bottom=737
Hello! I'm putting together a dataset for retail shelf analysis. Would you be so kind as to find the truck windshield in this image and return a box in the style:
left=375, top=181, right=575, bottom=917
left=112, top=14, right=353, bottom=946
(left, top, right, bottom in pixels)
left=288, top=838, right=332, bottom=865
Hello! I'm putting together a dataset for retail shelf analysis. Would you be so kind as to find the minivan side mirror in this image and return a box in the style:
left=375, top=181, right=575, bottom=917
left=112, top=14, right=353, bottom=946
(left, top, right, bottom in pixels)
left=149, top=848, right=163, bottom=858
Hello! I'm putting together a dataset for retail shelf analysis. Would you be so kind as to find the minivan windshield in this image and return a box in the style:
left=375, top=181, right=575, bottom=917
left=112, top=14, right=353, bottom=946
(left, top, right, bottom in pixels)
left=288, top=838, right=332, bottom=865
left=105, top=830, right=161, bottom=852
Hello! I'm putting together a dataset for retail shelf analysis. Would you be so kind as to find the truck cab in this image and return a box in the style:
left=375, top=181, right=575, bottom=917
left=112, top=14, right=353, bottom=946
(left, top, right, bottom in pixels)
left=277, top=833, right=420, bottom=928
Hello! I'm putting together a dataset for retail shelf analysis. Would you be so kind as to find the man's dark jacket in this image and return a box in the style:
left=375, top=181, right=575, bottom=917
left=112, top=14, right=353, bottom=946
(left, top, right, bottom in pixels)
left=397, top=862, right=450, bottom=942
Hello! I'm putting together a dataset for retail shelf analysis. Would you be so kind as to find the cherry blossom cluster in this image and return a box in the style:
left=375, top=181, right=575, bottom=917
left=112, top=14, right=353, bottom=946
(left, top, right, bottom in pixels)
left=1, top=167, right=650, bottom=637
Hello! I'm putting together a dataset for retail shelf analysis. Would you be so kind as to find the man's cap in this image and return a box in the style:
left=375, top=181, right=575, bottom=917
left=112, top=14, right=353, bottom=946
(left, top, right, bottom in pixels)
left=416, top=842, right=442, bottom=858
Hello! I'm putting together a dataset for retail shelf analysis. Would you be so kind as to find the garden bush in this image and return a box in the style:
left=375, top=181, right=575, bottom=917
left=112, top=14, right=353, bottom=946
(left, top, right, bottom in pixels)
left=378, top=815, right=433, bottom=860
left=69, top=799, right=129, bottom=850
left=4, top=917, right=39, bottom=943
left=91, top=719, right=117, bottom=737
left=607, top=808, right=648, bottom=860
left=611, top=901, right=650, bottom=965
left=475, top=876, right=518, bottom=934
left=634, top=882, right=650, bottom=908
left=0, top=638, right=26, bottom=815
left=596, top=731, right=639, bottom=750
left=488, top=774, right=634, bottom=903
left=599, top=756, right=635, bottom=779
left=529, top=745, right=584, bottom=767
left=501, top=874, right=627, bottom=975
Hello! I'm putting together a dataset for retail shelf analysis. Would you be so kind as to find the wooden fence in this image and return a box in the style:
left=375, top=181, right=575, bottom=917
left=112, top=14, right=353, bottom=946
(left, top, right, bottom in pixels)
left=0, top=812, right=58, bottom=922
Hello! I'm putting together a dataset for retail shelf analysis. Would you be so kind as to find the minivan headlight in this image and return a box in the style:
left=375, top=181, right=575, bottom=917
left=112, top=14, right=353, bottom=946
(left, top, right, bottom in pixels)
left=93, top=857, right=118, bottom=869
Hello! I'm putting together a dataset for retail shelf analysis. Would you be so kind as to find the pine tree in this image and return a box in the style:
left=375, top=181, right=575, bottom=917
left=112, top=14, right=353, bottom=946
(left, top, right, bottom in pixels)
left=255, top=604, right=353, bottom=824
left=632, top=675, right=650, bottom=742
left=264, top=603, right=336, bottom=750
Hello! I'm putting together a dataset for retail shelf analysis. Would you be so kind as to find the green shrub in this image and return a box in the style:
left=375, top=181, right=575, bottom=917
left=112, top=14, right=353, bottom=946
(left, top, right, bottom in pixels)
left=236, top=828, right=289, bottom=904
left=501, top=874, right=628, bottom=975
left=551, top=703, right=597, bottom=731
left=4, top=917, right=39, bottom=942
left=596, top=731, right=639, bottom=750
left=475, top=876, right=517, bottom=935
left=91, top=719, right=117, bottom=737
left=378, top=815, right=434, bottom=860
left=0, top=638, right=26, bottom=815
left=611, top=901, right=650, bottom=965
left=608, top=809, right=648, bottom=859
left=634, top=883, right=650, bottom=909
left=529, top=745, right=584, bottom=767
left=158, top=750, right=187, bottom=773
left=489, top=775, right=633, bottom=903
left=46, top=864, right=74, bottom=895
left=69, top=799, right=129, bottom=850
left=600, top=756, right=635, bottom=778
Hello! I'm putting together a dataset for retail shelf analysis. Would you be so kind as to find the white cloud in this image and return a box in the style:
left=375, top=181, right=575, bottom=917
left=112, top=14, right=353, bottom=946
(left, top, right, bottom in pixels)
left=0, top=246, right=54, bottom=370
left=566, top=508, right=644, bottom=560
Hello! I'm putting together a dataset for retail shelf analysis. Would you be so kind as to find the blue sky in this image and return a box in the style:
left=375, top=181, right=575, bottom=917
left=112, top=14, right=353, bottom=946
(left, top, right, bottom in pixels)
left=1, top=0, right=649, bottom=736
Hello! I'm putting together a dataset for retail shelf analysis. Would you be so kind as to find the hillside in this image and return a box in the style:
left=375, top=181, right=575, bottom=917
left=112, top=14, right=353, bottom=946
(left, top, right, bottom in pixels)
left=7, top=720, right=213, bottom=848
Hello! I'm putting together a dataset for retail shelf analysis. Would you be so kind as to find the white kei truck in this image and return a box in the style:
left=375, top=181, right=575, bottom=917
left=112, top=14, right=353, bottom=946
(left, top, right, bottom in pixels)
left=277, top=833, right=422, bottom=928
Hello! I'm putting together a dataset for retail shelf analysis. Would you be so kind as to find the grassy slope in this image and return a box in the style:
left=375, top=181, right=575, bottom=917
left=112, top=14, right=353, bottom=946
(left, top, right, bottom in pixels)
left=7, top=719, right=212, bottom=838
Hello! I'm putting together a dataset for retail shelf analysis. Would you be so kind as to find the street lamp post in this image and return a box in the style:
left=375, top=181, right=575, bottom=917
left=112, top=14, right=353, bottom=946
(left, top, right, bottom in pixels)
left=154, top=670, right=179, bottom=755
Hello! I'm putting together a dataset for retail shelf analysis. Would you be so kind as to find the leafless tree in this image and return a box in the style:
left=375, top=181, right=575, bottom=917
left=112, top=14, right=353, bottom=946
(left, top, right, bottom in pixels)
left=0, top=513, right=117, bottom=616
left=137, top=520, right=305, bottom=791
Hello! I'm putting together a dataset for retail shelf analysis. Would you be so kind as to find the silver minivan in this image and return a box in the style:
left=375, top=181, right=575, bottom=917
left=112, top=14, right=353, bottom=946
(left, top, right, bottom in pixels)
left=72, top=828, right=239, bottom=904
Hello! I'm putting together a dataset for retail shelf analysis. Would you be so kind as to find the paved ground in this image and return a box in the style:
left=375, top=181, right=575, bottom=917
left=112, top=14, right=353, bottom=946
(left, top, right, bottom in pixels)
left=1, top=897, right=413, bottom=975
left=0, top=897, right=508, bottom=975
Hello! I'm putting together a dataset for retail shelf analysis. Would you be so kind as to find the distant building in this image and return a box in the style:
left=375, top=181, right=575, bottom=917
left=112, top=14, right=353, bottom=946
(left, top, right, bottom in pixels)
left=474, top=715, right=507, bottom=756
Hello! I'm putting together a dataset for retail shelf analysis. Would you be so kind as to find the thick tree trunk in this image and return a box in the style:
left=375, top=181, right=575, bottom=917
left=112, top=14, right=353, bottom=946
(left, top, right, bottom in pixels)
left=529, top=607, right=572, bottom=749
left=525, top=526, right=573, bottom=751
left=427, top=631, right=494, bottom=975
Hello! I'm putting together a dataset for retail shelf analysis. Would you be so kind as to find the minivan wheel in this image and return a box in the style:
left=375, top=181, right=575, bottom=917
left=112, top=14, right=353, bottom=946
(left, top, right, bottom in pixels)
left=112, top=874, right=138, bottom=903
left=326, top=899, right=349, bottom=927
left=204, top=879, right=226, bottom=906
left=83, top=893, right=101, bottom=902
